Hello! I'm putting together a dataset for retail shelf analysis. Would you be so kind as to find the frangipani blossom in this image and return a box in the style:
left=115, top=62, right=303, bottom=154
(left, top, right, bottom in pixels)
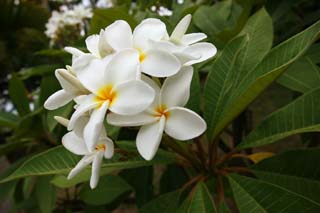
left=107, top=66, right=207, bottom=160
left=55, top=115, right=112, bottom=189
left=151, top=14, right=217, bottom=66
left=67, top=18, right=181, bottom=77
left=44, top=66, right=89, bottom=110
left=68, top=49, right=155, bottom=152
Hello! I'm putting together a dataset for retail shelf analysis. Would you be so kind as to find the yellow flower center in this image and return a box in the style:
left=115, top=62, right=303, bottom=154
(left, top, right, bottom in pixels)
left=95, top=144, right=106, bottom=151
left=95, top=84, right=117, bottom=107
left=153, top=104, right=170, bottom=118
left=137, top=48, right=146, bottom=62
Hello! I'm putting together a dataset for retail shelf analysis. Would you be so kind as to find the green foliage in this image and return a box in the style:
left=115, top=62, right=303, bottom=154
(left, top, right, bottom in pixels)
left=229, top=173, right=320, bottom=212
left=239, top=88, right=320, bottom=148
left=179, top=182, right=217, bottom=213
left=8, top=74, right=30, bottom=116
left=0, top=142, right=176, bottom=183
left=80, top=175, right=132, bottom=205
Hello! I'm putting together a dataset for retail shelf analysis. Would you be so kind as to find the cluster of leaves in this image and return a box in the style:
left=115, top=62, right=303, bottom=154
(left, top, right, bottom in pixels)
left=1, top=0, right=320, bottom=212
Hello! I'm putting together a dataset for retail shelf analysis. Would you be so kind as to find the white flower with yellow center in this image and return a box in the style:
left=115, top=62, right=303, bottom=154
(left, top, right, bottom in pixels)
left=54, top=115, right=110, bottom=189
left=44, top=66, right=89, bottom=110
left=67, top=49, right=155, bottom=152
left=151, top=14, right=217, bottom=66
left=66, top=18, right=181, bottom=77
left=62, top=129, right=113, bottom=189
left=107, top=66, right=206, bottom=160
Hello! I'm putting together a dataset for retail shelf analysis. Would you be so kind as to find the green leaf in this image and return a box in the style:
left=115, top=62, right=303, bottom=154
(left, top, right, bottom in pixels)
left=277, top=56, right=320, bottom=93
left=180, top=182, right=217, bottom=213
left=139, top=190, right=181, bottom=213
left=46, top=102, right=74, bottom=132
left=19, top=65, right=59, bottom=80
left=186, top=70, right=201, bottom=113
left=228, top=174, right=320, bottom=212
left=251, top=149, right=320, bottom=204
left=211, top=19, right=320, bottom=140
left=90, top=8, right=137, bottom=34
left=0, top=141, right=31, bottom=157
left=35, top=176, right=56, bottom=213
left=38, top=75, right=60, bottom=106
left=79, top=175, right=132, bottom=205
left=193, top=0, right=243, bottom=41
left=204, top=35, right=249, bottom=140
left=0, top=111, right=19, bottom=128
left=238, top=87, right=320, bottom=148
left=0, top=142, right=176, bottom=183
left=233, top=8, right=273, bottom=87
left=8, top=74, right=30, bottom=116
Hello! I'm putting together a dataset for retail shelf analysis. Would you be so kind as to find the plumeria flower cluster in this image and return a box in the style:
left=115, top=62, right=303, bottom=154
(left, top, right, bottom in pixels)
left=44, top=14, right=217, bottom=189
left=45, top=5, right=92, bottom=46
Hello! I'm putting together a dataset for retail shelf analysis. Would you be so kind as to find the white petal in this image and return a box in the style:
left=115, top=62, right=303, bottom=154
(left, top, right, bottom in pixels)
left=98, top=30, right=113, bottom=58
left=104, top=20, right=133, bottom=50
left=104, top=49, right=139, bottom=85
left=107, top=112, right=157, bottom=127
left=136, top=116, right=165, bottom=160
left=141, top=74, right=160, bottom=108
left=170, top=14, right=191, bottom=43
left=64, top=47, right=85, bottom=58
left=68, top=94, right=98, bottom=130
left=141, top=50, right=181, bottom=77
left=73, top=115, right=90, bottom=138
left=62, top=131, right=89, bottom=155
left=183, top=42, right=217, bottom=65
left=133, top=18, right=167, bottom=50
left=181, top=33, right=207, bottom=45
left=55, top=69, right=88, bottom=94
left=101, top=137, right=114, bottom=159
left=84, top=101, right=109, bottom=152
left=86, top=34, right=101, bottom=57
left=148, top=40, right=178, bottom=52
left=165, top=107, right=206, bottom=140
left=110, top=80, right=155, bottom=115
left=54, top=116, right=69, bottom=127
left=173, top=52, right=199, bottom=65
left=73, top=55, right=112, bottom=94
left=44, top=90, right=75, bottom=110
left=160, top=66, right=193, bottom=107
left=68, top=155, right=94, bottom=180
left=90, top=152, right=104, bottom=189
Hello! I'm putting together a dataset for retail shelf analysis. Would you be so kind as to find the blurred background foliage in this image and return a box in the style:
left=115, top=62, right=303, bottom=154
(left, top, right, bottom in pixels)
left=0, top=0, right=320, bottom=212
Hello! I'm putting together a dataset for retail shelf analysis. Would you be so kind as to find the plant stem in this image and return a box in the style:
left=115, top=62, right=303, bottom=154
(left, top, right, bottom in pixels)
left=162, top=136, right=202, bottom=171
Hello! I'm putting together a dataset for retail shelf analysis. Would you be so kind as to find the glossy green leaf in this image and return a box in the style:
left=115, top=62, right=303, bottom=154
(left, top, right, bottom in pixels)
left=140, top=190, right=180, bottom=213
left=35, top=176, right=56, bottom=213
left=228, top=174, right=320, bottom=212
left=8, top=74, right=30, bottom=116
left=211, top=19, right=320, bottom=140
left=80, top=175, right=132, bottom=205
left=90, top=8, right=137, bottom=34
left=239, top=87, right=320, bottom=148
left=0, top=142, right=176, bottom=183
left=0, top=111, right=19, bottom=128
left=204, top=35, right=249, bottom=140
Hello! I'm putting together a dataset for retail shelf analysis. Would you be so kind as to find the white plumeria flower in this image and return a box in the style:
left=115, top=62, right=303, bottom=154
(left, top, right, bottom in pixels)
left=107, top=66, right=207, bottom=160
left=62, top=129, right=113, bottom=189
left=55, top=115, right=112, bottom=189
left=67, top=49, right=155, bottom=152
left=44, top=66, right=89, bottom=110
left=66, top=18, right=181, bottom=77
left=151, top=14, right=217, bottom=66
